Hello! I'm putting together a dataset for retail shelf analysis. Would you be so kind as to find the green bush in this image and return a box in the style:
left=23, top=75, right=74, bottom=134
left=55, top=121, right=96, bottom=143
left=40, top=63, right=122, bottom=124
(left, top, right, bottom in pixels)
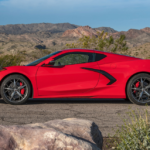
left=0, top=54, right=24, bottom=67
left=114, top=108, right=150, bottom=150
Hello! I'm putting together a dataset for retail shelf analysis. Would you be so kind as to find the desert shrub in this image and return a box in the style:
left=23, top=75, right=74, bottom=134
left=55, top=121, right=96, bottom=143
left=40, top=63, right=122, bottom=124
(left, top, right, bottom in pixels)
left=0, top=53, right=24, bottom=67
left=66, top=31, right=129, bottom=55
left=41, top=49, right=51, bottom=55
left=52, top=40, right=57, bottom=46
left=0, top=46, right=3, bottom=50
left=113, top=108, right=150, bottom=150
left=31, top=49, right=51, bottom=60
left=35, top=44, right=46, bottom=49
left=10, top=44, right=17, bottom=49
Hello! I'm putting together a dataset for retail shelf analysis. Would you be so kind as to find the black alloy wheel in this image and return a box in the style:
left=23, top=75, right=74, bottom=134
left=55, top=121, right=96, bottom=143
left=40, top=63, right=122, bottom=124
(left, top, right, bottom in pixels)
left=1, top=74, right=31, bottom=105
left=127, top=73, right=150, bottom=105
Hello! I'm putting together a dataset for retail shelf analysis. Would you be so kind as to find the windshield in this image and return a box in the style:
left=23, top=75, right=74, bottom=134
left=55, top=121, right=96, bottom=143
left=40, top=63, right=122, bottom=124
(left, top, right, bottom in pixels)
left=26, top=51, right=61, bottom=66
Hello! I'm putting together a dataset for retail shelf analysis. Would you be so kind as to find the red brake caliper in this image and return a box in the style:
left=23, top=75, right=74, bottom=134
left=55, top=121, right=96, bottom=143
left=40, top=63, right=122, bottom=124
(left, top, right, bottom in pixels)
left=20, top=82, right=25, bottom=95
left=134, top=81, right=140, bottom=93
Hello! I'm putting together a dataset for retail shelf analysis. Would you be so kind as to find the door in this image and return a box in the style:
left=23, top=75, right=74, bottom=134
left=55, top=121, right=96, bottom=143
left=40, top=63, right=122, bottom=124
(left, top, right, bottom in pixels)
left=36, top=52, right=100, bottom=97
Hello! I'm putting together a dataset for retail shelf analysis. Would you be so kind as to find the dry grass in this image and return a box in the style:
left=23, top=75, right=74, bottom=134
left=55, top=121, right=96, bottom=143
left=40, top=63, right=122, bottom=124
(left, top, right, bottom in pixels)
left=129, top=43, right=150, bottom=59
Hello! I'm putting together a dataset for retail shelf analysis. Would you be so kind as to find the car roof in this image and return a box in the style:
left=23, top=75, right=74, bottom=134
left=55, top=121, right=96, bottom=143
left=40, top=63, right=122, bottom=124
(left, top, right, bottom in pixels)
left=60, top=48, right=94, bottom=51
left=60, top=48, right=117, bottom=55
left=60, top=48, right=106, bottom=53
left=60, top=48, right=112, bottom=53
left=60, top=48, right=141, bottom=59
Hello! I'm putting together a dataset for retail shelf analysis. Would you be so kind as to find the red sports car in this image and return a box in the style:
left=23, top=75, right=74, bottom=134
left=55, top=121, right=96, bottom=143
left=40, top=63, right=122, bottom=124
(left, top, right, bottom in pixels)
left=0, top=49, right=150, bottom=105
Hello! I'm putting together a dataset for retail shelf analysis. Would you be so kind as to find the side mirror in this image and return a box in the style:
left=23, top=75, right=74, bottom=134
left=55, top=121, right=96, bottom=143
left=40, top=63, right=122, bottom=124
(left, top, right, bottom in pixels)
left=42, top=60, right=55, bottom=67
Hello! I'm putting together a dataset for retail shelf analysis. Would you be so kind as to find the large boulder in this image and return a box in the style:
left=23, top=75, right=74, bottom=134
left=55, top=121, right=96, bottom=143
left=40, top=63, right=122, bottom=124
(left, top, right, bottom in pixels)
left=0, top=118, right=103, bottom=150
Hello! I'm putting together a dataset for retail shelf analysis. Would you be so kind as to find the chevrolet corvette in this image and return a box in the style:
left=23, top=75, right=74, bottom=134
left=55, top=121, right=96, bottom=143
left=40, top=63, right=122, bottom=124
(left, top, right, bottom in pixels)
left=0, top=49, right=150, bottom=105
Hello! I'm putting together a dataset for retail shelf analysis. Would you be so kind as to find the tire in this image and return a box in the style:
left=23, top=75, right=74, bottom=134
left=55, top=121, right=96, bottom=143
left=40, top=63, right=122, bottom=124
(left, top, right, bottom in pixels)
left=1, top=74, right=31, bottom=105
left=127, top=73, right=150, bottom=105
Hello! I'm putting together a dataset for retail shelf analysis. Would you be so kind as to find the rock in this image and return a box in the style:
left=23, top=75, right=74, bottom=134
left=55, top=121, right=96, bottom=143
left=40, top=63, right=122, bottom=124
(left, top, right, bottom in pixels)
left=0, top=118, right=103, bottom=150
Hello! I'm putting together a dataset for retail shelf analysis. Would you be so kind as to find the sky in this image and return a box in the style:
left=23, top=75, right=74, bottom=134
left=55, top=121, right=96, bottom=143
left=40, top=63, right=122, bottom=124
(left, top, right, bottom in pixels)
left=0, top=0, right=150, bottom=31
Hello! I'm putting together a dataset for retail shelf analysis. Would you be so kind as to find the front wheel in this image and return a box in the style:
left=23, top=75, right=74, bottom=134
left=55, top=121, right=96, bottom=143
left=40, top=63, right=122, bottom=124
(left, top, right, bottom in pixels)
left=127, top=73, right=150, bottom=105
left=1, top=74, right=31, bottom=105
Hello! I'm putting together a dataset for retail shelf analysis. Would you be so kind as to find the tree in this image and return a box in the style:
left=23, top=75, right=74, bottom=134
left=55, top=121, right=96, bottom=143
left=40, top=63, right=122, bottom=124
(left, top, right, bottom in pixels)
left=66, top=31, right=129, bottom=55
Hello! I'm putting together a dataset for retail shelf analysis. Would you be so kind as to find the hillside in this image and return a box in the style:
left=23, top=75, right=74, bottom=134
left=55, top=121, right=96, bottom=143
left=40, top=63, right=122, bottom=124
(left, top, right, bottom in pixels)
left=0, top=23, right=118, bottom=35
left=128, top=43, right=150, bottom=59
left=62, top=26, right=98, bottom=38
left=62, top=26, right=150, bottom=47
left=0, top=23, right=79, bottom=35
left=0, top=23, right=150, bottom=64
left=94, top=27, right=117, bottom=33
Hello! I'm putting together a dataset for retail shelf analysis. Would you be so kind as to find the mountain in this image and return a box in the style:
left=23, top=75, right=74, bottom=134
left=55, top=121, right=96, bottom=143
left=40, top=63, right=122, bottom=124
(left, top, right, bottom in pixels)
left=0, top=23, right=79, bottom=35
left=62, top=26, right=98, bottom=38
left=109, top=28, right=150, bottom=47
left=1, top=23, right=150, bottom=51
left=141, top=27, right=150, bottom=33
left=0, top=23, right=118, bottom=35
left=94, top=27, right=117, bottom=33
left=62, top=26, right=118, bottom=38
left=111, top=29, right=147, bottom=39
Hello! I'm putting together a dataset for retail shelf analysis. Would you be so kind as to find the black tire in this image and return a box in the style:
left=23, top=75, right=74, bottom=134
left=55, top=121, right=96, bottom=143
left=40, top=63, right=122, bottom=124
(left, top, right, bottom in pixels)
left=127, top=73, right=150, bottom=105
left=1, top=74, right=31, bottom=105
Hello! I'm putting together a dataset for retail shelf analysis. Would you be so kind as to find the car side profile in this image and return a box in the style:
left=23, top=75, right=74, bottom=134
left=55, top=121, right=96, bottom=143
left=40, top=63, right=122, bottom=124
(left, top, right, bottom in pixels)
left=0, top=49, right=150, bottom=105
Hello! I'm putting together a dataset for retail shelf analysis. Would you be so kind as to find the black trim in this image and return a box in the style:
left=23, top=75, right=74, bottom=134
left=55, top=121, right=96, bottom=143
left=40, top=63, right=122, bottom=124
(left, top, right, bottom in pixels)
left=41, top=63, right=65, bottom=68
left=50, top=65, right=65, bottom=68
left=81, top=67, right=116, bottom=85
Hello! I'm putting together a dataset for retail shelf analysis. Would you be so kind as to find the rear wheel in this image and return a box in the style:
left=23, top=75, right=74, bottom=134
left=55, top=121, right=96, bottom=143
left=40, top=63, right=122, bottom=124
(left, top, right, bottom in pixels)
left=1, top=74, right=31, bottom=105
left=127, top=73, right=150, bottom=105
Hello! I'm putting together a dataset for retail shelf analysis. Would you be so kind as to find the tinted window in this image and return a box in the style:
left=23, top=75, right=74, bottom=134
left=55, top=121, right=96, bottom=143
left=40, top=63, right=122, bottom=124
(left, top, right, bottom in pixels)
left=54, top=52, right=95, bottom=66
left=26, top=51, right=61, bottom=66
left=95, top=53, right=106, bottom=61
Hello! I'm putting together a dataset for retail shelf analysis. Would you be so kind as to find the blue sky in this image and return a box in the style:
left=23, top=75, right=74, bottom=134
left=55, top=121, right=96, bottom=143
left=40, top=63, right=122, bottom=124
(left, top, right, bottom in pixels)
left=0, top=0, right=150, bottom=31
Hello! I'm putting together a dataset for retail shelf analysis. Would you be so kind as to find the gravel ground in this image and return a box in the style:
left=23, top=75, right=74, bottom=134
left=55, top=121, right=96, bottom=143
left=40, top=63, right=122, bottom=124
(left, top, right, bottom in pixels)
left=0, top=98, right=148, bottom=137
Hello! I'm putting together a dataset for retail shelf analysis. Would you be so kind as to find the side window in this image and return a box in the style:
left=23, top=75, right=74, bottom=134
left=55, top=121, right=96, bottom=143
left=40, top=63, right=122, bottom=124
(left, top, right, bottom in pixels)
left=54, top=52, right=95, bottom=66
left=95, top=53, right=106, bottom=61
